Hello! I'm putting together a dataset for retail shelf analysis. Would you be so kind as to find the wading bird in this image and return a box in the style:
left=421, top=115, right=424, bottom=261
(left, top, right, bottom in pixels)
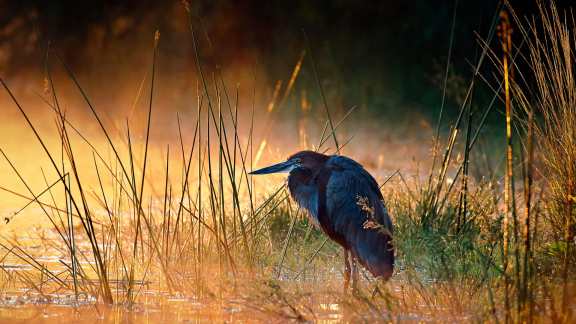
left=250, top=151, right=393, bottom=290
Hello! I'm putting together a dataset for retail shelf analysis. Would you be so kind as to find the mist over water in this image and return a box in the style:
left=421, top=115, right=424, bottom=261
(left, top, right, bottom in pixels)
left=0, top=1, right=442, bottom=233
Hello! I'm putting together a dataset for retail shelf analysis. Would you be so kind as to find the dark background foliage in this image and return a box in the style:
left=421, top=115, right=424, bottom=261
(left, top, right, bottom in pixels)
left=0, top=1, right=573, bottom=121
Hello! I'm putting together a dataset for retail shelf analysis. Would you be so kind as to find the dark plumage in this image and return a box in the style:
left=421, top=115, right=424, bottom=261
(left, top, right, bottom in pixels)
left=250, top=150, right=394, bottom=288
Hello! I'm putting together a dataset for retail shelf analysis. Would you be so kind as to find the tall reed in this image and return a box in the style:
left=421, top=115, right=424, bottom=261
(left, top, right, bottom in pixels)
left=508, top=1, right=576, bottom=319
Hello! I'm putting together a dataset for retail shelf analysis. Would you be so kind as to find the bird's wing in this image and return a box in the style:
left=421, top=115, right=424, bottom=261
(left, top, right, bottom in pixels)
left=324, top=155, right=392, bottom=230
left=321, top=155, right=394, bottom=278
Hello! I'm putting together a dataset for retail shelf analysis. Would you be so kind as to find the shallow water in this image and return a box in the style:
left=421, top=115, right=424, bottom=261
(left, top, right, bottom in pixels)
left=0, top=300, right=247, bottom=323
left=0, top=274, right=484, bottom=323
left=0, top=292, right=346, bottom=323
left=0, top=221, right=509, bottom=323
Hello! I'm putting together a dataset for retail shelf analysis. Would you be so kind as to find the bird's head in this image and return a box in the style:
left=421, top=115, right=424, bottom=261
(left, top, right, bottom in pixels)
left=249, top=150, right=328, bottom=175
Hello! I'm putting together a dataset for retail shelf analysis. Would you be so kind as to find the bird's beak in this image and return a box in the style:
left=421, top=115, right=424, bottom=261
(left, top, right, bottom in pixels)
left=249, top=160, right=297, bottom=175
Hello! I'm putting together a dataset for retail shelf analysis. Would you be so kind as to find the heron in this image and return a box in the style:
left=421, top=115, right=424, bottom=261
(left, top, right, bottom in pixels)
left=250, top=150, right=394, bottom=290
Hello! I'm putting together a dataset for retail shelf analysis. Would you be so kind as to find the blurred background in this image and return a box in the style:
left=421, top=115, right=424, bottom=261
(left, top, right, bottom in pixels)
left=3, top=0, right=571, bottom=120
left=0, top=0, right=573, bottom=215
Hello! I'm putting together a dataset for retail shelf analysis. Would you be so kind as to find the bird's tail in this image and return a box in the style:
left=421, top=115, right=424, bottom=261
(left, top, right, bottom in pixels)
left=350, top=226, right=394, bottom=280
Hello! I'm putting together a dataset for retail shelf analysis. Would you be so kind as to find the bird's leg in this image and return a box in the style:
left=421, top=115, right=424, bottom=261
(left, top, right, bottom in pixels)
left=351, top=255, right=359, bottom=293
left=343, top=249, right=351, bottom=293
